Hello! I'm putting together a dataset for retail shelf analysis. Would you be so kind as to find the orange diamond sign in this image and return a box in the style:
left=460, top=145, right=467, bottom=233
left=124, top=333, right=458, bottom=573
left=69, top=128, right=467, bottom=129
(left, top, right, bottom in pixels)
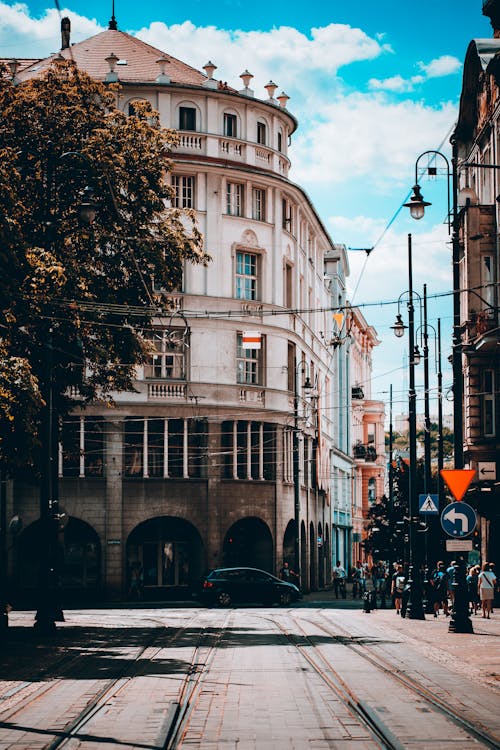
left=440, top=469, right=476, bottom=501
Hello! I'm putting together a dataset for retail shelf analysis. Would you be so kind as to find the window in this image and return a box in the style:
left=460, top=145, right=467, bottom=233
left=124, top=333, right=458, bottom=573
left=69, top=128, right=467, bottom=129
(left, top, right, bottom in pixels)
left=284, top=263, right=293, bottom=308
left=237, top=333, right=262, bottom=385
left=179, top=106, right=196, bottom=131
left=368, top=477, right=376, bottom=505
left=224, top=113, right=237, bottom=137
left=171, top=175, right=195, bottom=209
left=287, top=343, right=295, bottom=391
left=123, top=417, right=207, bottom=478
left=252, top=188, right=266, bottom=221
left=282, top=197, right=293, bottom=233
left=482, top=369, right=496, bottom=437
left=226, top=182, right=243, bottom=216
left=144, top=329, right=186, bottom=380
left=61, top=417, right=104, bottom=477
left=257, top=121, right=266, bottom=145
left=236, top=251, right=257, bottom=300
left=221, top=420, right=275, bottom=480
left=277, top=131, right=282, bottom=152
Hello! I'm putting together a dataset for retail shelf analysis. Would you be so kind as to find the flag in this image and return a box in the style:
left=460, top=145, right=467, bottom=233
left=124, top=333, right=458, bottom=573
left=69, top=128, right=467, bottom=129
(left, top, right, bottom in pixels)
left=242, top=331, right=261, bottom=349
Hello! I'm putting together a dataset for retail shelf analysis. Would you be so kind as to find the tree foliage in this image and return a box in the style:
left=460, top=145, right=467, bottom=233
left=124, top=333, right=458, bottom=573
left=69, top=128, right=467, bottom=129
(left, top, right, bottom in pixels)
left=0, top=61, right=209, bottom=471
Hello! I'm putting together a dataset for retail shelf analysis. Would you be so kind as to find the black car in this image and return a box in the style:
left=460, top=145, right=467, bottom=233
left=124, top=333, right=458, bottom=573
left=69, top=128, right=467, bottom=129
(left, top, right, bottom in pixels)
left=198, top=566, right=301, bottom=607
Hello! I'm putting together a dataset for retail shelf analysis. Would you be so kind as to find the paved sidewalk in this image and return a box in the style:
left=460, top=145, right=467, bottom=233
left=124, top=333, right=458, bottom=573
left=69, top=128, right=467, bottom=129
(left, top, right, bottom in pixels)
left=301, top=585, right=500, bottom=689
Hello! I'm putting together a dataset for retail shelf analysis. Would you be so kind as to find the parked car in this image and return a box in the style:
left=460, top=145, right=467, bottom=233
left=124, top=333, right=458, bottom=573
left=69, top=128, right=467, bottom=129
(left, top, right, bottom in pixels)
left=198, top=567, right=301, bottom=607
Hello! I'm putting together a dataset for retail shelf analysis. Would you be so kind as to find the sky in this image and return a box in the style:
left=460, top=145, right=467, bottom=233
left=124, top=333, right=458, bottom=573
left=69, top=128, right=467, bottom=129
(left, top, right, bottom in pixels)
left=0, top=1, right=493, bottom=422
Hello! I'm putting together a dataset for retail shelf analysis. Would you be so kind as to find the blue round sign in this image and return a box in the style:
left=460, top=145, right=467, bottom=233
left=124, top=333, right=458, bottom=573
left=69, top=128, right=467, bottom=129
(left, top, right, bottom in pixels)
left=440, top=502, right=477, bottom=538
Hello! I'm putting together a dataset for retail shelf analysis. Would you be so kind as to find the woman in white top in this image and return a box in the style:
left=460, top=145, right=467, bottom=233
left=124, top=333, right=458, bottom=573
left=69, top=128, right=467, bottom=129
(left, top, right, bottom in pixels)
left=478, top=562, right=497, bottom=619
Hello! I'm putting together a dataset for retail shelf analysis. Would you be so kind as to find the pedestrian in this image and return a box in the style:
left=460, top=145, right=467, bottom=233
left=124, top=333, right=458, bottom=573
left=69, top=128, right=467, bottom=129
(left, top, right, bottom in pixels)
left=128, top=561, right=143, bottom=601
left=333, top=560, right=347, bottom=599
left=280, top=562, right=291, bottom=581
left=372, top=560, right=387, bottom=597
left=478, top=562, right=497, bottom=619
left=391, top=564, right=405, bottom=615
left=430, top=561, right=449, bottom=617
left=446, top=560, right=456, bottom=605
left=466, top=564, right=480, bottom=615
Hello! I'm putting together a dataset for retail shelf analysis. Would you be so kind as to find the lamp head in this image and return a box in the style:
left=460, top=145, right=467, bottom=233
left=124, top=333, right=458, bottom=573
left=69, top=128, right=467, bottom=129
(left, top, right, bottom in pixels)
left=77, top=185, right=97, bottom=225
left=404, top=183, right=431, bottom=220
left=391, top=313, right=407, bottom=338
left=413, top=344, right=421, bottom=366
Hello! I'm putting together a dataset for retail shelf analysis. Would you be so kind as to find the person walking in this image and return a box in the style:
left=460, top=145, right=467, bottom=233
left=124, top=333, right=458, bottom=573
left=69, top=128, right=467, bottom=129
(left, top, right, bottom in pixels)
left=478, top=562, right=497, bottom=619
left=391, top=564, right=405, bottom=615
left=430, top=561, right=449, bottom=617
left=333, top=561, right=347, bottom=599
left=466, top=565, right=480, bottom=615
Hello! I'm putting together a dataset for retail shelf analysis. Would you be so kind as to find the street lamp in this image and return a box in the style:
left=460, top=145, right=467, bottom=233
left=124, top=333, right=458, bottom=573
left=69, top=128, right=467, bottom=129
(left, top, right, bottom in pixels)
left=404, top=148, right=462, bottom=470
left=392, top=234, right=425, bottom=620
left=293, top=360, right=313, bottom=589
left=34, top=147, right=98, bottom=635
left=405, top=149, right=474, bottom=634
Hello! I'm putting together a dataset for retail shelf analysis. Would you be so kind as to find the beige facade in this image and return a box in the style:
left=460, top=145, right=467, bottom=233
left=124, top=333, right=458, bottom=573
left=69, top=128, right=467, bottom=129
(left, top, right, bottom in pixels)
left=453, top=0, right=500, bottom=568
left=6, top=17, right=355, bottom=600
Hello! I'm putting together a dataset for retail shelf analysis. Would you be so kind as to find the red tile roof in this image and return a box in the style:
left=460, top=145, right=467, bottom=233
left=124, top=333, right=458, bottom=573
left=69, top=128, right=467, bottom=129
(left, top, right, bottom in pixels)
left=14, top=29, right=208, bottom=86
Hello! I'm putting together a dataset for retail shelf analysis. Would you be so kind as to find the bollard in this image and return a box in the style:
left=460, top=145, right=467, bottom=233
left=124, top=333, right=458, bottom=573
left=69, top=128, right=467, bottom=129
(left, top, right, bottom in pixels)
left=363, top=591, right=371, bottom=613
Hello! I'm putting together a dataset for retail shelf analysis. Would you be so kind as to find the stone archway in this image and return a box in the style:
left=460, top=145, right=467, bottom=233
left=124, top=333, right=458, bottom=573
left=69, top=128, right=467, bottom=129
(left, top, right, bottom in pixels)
left=282, top=519, right=295, bottom=569
left=318, top=522, right=325, bottom=589
left=127, top=516, right=203, bottom=597
left=309, top=521, right=317, bottom=591
left=300, top=521, right=307, bottom=591
left=15, top=516, right=101, bottom=604
left=223, top=517, right=273, bottom=572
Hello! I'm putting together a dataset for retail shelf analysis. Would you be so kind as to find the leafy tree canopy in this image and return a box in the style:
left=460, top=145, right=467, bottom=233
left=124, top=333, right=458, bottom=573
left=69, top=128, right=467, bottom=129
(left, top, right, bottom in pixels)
left=0, top=60, right=209, bottom=471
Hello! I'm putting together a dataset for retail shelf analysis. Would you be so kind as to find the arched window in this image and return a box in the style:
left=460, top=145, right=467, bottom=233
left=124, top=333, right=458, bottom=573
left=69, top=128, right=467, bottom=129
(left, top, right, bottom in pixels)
left=368, top=477, right=376, bottom=505
left=223, top=112, right=238, bottom=137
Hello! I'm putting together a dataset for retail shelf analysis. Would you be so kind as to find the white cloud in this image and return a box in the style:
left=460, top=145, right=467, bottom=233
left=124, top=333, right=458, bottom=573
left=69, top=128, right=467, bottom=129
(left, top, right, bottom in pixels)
left=368, top=75, right=419, bottom=92
left=135, top=20, right=390, bottom=90
left=290, top=93, right=457, bottom=187
left=418, top=55, right=462, bottom=79
left=0, top=2, right=101, bottom=57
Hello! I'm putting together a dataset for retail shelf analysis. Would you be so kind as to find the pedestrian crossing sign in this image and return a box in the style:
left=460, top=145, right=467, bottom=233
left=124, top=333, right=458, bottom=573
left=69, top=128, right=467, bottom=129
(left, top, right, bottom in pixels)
left=419, top=494, right=439, bottom=514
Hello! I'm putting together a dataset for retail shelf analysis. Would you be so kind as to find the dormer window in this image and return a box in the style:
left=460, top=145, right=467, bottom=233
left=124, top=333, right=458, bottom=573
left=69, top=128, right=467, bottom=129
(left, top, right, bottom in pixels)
left=179, top=106, right=196, bottom=131
left=257, top=121, right=266, bottom=145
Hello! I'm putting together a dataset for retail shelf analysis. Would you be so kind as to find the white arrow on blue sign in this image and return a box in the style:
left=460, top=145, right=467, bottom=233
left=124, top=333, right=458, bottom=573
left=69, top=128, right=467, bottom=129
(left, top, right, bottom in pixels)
left=440, top=502, right=477, bottom=538
left=419, top=494, right=439, bottom=514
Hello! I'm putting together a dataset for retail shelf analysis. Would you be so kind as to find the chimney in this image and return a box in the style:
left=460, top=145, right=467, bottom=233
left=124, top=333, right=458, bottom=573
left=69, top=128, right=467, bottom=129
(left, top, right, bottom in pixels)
left=483, top=0, right=500, bottom=38
left=61, top=17, right=71, bottom=50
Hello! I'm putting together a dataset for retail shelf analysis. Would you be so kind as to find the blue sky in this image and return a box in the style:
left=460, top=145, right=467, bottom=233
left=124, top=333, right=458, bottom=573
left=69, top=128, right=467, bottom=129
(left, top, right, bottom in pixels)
left=0, top=1, right=492, bottom=420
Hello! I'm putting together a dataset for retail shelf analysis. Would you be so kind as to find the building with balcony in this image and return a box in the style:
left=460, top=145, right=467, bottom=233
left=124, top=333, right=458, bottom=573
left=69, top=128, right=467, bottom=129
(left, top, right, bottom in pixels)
left=347, top=308, right=385, bottom=563
left=5, top=14, right=356, bottom=600
left=452, top=0, right=500, bottom=566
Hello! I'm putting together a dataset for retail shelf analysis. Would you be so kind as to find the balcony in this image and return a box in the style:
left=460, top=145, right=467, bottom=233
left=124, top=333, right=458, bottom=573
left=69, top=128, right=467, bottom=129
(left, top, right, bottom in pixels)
left=352, top=386, right=364, bottom=400
left=353, top=443, right=377, bottom=462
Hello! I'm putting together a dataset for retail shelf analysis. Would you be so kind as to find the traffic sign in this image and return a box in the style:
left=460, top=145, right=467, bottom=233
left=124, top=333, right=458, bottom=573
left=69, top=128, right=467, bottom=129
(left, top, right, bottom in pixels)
left=446, top=539, right=473, bottom=552
left=477, top=462, right=496, bottom=480
left=440, top=469, right=476, bottom=501
left=419, top=494, right=439, bottom=514
left=441, top=502, right=477, bottom=538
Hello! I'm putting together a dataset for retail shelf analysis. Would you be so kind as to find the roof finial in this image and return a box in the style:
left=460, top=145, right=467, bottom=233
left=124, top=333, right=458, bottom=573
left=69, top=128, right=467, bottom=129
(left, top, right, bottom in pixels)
left=109, top=0, right=118, bottom=30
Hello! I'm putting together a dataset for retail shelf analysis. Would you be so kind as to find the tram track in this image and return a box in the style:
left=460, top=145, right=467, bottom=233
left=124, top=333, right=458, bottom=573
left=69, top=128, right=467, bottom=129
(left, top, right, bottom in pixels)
left=0, top=611, right=208, bottom=749
left=275, top=610, right=499, bottom=750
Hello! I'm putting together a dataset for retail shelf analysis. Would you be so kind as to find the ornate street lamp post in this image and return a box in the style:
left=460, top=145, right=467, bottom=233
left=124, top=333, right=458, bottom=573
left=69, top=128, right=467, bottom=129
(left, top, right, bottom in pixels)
left=33, top=148, right=97, bottom=634
left=293, top=362, right=312, bottom=589
left=391, top=234, right=425, bottom=620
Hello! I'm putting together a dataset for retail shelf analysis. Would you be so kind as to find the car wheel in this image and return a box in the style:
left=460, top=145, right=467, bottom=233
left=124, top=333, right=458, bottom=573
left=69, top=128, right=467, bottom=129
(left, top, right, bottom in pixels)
left=217, top=590, right=232, bottom=607
left=278, top=590, right=292, bottom=606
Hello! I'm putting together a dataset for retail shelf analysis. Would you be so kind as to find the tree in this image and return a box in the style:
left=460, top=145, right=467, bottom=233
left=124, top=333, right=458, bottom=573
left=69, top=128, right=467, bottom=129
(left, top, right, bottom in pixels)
left=0, top=60, right=209, bottom=473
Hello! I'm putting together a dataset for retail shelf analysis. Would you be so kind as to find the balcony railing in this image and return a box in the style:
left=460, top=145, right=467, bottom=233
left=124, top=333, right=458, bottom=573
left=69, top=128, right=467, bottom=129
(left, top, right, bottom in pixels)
left=353, top=443, right=377, bottom=461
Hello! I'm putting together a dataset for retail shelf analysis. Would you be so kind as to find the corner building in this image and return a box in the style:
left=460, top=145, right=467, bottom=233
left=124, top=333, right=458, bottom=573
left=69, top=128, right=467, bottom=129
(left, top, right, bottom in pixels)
left=9, top=17, right=352, bottom=600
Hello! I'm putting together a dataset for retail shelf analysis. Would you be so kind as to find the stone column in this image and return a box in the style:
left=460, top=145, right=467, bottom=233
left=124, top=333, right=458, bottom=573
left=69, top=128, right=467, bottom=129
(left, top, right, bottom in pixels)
left=104, top=419, right=124, bottom=600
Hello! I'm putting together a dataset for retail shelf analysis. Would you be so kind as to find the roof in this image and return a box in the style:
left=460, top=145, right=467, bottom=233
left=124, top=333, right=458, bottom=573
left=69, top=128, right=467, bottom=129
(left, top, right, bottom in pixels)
left=15, top=29, right=208, bottom=86
left=454, top=38, right=500, bottom=143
